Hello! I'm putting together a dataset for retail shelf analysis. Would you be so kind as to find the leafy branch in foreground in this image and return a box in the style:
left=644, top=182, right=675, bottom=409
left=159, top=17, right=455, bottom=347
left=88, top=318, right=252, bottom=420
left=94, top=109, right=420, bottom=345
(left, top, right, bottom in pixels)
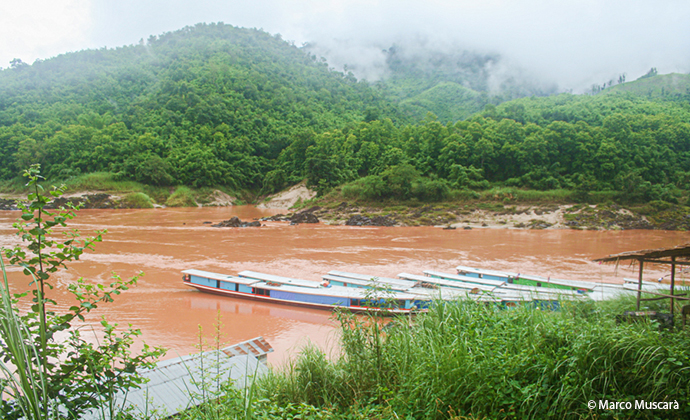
left=0, top=164, right=165, bottom=419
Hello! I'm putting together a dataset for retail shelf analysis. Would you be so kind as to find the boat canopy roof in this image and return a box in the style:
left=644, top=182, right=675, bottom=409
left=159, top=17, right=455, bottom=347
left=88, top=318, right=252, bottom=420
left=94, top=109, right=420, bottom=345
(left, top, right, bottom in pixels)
left=183, top=269, right=260, bottom=285
left=424, top=270, right=506, bottom=287
left=323, top=274, right=417, bottom=291
left=398, top=272, right=496, bottom=292
left=455, top=265, right=516, bottom=279
left=252, top=281, right=420, bottom=300
left=327, top=271, right=416, bottom=288
left=238, top=271, right=321, bottom=288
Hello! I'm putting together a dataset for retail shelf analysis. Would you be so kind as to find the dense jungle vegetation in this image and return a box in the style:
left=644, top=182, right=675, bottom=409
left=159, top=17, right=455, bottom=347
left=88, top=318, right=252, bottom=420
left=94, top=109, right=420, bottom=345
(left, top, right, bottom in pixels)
left=1, top=23, right=690, bottom=206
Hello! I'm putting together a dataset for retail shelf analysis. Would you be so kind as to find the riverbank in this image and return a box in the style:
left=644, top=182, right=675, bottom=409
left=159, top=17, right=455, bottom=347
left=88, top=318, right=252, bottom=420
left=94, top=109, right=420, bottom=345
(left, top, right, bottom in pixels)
left=2, top=176, right=689, bottom=230
left=270, top=200, right=690, bottom=231
left=2, top=193, right=689, bottom=231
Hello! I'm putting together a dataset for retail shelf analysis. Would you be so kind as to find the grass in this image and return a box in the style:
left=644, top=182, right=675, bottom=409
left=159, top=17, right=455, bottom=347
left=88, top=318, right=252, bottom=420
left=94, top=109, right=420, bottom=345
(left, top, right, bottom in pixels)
left=325, top=185, right=576, bottom=208
left=606, top=73, right=690, bottom=98
left=478, top=187, right=574, bottom=203
left=0, top=259, right=56, bottom=420
left=122, top=192, right=154, bottom=208
left=0, top=178, right=26, bottom=194
left=249, top=297, right=690, bottom=420
left=0, top=172, right=252, bottom=208
left=61, top=172, right=140, bottom=192
left=166, top=186, right=197, bottom=207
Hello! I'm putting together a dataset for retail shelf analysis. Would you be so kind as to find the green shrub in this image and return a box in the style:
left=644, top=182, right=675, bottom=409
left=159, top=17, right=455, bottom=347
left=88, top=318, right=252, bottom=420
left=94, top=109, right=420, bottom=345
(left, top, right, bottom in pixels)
left=411, top=178, right=450, bottom=202
left=122, top=192, right=154, bottom=208
left=165, top=186, right=197, bottom=207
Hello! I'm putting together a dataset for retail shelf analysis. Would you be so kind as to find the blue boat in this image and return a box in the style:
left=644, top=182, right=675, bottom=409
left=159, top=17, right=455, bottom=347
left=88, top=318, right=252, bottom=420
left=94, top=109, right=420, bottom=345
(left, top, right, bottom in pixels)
left=182, top=269, right=429, bottom=313
left=183, top=266, right=588, bottom=313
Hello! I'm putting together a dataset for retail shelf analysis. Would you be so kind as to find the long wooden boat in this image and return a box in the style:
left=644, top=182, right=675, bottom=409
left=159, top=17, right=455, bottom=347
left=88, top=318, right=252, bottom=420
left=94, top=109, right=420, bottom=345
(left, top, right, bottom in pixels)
left=183, top=267, right=559, bottom=313
left=326, top=270, right=417, bottom=290
left=423, top=270, right=585, bottom=297
left=183, top=269, right=430, bottom=313
left=453, top=265, right=668, bottom=301
left=455, top=265, right=596, bottom=291
left=323, top=272, right=507, bottom=305
left=324, top=270, right=575, bottom=308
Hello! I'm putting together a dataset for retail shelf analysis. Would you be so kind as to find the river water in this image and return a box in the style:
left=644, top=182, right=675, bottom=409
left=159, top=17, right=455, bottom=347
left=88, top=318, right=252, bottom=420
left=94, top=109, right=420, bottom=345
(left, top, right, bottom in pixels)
left=0, top=207, right=688, bottom=364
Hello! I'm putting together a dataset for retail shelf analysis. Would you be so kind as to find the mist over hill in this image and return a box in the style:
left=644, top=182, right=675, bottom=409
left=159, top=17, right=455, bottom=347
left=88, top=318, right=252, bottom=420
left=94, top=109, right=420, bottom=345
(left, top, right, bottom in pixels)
left=305, top=39, right=560, bottom=122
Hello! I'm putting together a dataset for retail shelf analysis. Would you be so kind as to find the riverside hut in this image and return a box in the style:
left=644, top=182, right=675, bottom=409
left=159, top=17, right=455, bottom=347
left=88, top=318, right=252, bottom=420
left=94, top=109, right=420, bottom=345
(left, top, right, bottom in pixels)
left=593, top=244, right=690, bottom=321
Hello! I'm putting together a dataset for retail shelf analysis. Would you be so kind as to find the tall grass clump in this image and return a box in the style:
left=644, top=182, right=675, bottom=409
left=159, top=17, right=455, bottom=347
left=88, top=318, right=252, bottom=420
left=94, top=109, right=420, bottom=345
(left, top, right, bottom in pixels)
left=166, top=186, right=197, bottom=207
left=122, top=192, right=154, bottom=208
left=0, top=259, right=57, bottom=420
left=259, top=299, right=690, bottom=419
left=63, top=171, right=144, bottom=192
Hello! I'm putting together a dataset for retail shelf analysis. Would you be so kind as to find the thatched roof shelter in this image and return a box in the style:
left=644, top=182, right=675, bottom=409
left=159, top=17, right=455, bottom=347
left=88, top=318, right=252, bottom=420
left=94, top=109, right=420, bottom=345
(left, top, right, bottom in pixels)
left=594, top=243, right=690, bottom=313
left=594, top=243, right=690, bottom=265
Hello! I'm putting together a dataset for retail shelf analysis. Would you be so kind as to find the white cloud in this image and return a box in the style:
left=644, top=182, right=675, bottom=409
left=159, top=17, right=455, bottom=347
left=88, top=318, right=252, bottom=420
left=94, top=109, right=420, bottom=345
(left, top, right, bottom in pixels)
left=0, top=0, right=93, bottom=68
left=1, top=1, right=689, bottom=91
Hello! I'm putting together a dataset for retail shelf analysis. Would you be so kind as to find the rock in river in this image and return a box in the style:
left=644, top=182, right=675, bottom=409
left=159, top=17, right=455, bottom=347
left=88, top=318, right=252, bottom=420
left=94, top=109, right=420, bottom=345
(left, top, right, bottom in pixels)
left=345, top=214, right=396, bottom=227
left=212, top=216, right=261, bottom=227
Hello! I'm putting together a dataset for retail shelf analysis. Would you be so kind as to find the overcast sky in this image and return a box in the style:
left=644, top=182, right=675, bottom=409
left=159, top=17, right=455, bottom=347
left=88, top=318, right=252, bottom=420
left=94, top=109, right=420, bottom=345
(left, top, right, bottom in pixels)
left=1, top=0, right=689, bottom=92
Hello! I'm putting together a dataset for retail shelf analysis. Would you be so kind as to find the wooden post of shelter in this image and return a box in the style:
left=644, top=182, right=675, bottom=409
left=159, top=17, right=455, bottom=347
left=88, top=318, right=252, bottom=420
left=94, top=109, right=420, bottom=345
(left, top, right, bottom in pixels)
left=671, top=256, right=676, bottom=317
left=637, top=259, right=643, bottom=311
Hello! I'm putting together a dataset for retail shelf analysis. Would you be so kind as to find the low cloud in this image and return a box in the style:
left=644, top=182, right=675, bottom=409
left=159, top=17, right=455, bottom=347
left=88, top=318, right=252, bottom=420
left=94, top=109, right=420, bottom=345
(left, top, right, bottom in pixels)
left=3, top=1, right=689, bottom=92
left=0, top=0, right=93, bottom=68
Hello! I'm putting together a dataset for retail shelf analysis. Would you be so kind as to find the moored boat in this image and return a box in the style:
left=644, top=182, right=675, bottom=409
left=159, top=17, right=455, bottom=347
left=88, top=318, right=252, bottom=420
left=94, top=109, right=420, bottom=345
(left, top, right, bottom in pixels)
left=453, top=265, right=667, bottom=301
left=423, top=270, right=585, bottom=297
left=182, top=269, right=428, bottom=313
left=455, top=264, right=594, bottom=291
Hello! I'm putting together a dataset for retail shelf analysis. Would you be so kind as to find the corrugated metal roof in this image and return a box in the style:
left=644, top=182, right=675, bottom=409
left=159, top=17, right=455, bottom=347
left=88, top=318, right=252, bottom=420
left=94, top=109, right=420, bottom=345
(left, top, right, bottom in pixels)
left=223, top=336, right=274, bottom=361
left=81, top=337, right=273, bottom=419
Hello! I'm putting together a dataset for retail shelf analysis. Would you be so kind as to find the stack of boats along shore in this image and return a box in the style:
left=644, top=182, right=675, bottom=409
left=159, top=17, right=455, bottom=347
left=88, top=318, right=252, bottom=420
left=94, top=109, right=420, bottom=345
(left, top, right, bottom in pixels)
left=183, top=265, right=672, bottom=314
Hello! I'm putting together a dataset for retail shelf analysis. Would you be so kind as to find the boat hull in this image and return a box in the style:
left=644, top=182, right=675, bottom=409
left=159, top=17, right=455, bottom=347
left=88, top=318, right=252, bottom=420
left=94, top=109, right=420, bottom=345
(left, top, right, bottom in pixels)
left=184, top=279, right=418, bottom=314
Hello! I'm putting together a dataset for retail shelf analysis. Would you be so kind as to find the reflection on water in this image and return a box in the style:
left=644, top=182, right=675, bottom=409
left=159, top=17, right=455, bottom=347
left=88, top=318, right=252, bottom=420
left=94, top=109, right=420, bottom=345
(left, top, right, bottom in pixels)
left=1, top=207, right=688, bottom=364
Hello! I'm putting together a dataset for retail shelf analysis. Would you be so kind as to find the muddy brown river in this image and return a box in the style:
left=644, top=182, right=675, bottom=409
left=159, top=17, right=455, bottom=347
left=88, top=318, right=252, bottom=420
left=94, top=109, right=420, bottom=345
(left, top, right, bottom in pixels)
left=1, top=207, right=688, bottom=364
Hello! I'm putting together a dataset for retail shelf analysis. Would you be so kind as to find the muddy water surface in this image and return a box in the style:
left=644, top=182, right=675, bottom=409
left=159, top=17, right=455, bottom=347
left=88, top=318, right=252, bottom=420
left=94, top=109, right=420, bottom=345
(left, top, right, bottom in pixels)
left=1, top=207, right=688, bottom=364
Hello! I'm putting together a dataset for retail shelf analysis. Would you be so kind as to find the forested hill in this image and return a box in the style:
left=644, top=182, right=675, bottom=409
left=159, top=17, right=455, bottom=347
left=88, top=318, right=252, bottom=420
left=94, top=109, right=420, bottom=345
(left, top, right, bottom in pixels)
left=1, top=22, right=689, bottom=207
left=0, top=23, right=401, bottom=186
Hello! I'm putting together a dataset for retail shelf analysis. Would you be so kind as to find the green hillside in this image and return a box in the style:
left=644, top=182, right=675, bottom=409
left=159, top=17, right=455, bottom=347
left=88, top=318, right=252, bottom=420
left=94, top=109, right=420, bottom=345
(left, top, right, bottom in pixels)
left=604, top=73, right=690, bottom=104
left=399, top=82, right=484, bottom=122
left=0, top=23, right=402, bottom=186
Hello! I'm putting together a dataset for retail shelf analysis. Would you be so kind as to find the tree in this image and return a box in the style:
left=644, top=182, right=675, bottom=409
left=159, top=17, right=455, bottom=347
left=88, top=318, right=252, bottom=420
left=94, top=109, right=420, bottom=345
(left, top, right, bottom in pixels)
left=10, top=58, right=28, bottom=69
left=0, top=164, right=165, bottom=419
